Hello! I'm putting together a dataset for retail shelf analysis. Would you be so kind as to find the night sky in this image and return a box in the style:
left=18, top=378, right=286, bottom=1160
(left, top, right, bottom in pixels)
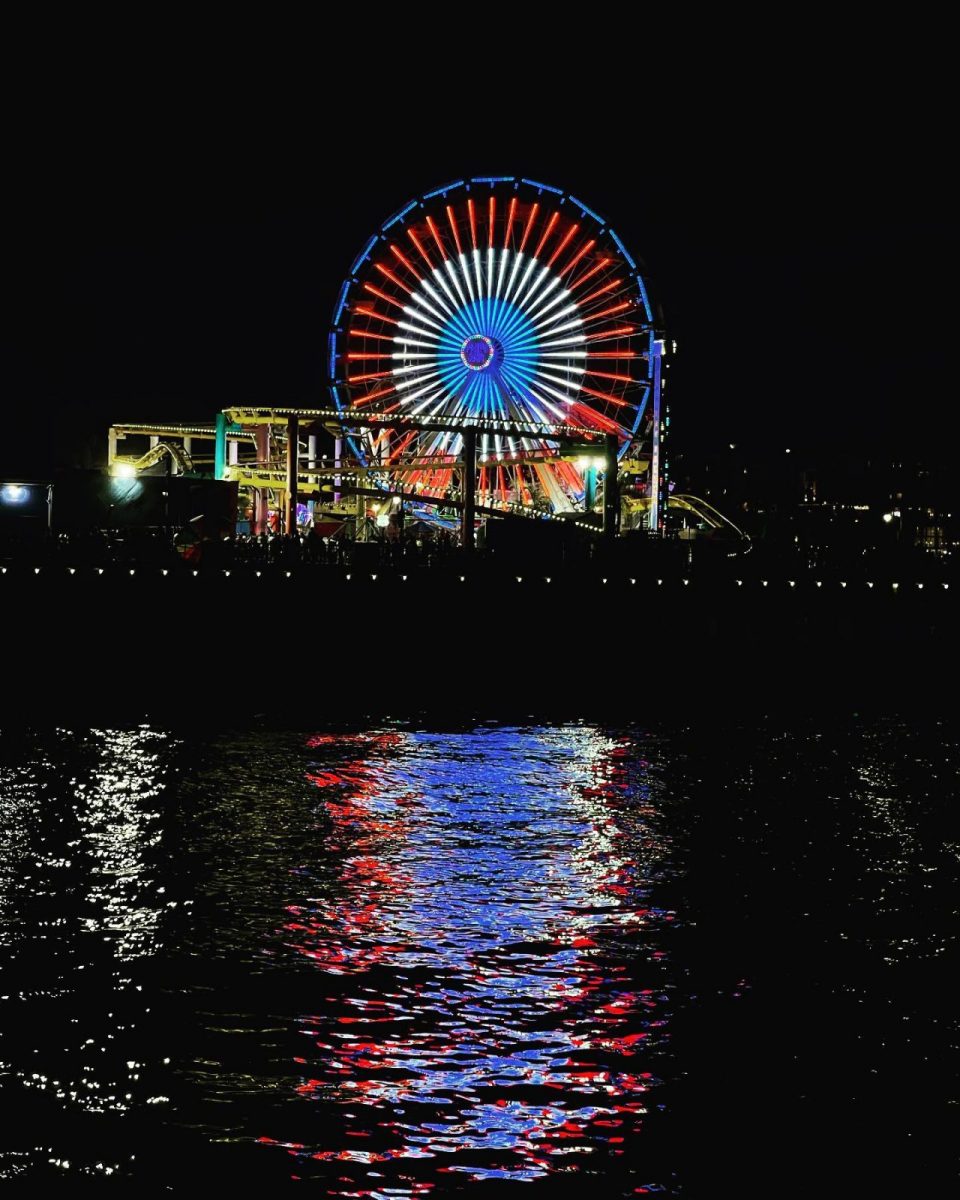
left=2, top=82, right=954, bottom=486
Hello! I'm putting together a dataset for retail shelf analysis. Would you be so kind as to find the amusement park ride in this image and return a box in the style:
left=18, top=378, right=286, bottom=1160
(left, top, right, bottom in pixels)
left=105, top=177, right=746, bottom=550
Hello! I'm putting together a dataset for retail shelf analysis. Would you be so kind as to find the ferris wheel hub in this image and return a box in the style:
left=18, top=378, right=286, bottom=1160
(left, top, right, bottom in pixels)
left=460, top=334, right=497, bottom=372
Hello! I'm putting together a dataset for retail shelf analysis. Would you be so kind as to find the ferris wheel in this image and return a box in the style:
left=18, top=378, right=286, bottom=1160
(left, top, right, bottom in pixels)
left=329, top=177, right=663, bottom=519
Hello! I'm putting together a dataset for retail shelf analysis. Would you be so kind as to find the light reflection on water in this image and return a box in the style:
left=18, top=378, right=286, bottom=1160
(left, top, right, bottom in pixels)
left=0, top=719, right=957, bottom=1191
left=270, top=728, right=675, bottom=1188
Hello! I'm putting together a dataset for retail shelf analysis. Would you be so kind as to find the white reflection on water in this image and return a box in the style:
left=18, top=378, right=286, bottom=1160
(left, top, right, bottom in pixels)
left=0, top=765, right=38, bottom=945
left=78, top=728, right=170, bottom=961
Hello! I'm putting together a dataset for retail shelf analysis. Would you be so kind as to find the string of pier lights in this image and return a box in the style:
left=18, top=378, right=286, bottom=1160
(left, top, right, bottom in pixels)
left=0, top=564, right=952, bottom=590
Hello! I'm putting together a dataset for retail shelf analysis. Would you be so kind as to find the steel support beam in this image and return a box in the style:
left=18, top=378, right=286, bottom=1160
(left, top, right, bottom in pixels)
left=461, top=427, right=477, bottom=552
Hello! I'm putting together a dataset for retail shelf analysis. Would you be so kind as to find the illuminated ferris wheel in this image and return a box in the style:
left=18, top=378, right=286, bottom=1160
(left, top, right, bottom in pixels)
left=330, top=176, right=665, bottom=522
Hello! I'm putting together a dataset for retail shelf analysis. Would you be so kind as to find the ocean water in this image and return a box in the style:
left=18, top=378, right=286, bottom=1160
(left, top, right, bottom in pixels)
left=0, top=719, right=956, bottom=1193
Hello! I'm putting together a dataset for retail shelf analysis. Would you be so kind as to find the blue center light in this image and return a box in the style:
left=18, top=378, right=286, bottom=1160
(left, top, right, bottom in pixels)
left=461, top=334, right=495, bottom=371
left=437, top=296, right=539, bottom=417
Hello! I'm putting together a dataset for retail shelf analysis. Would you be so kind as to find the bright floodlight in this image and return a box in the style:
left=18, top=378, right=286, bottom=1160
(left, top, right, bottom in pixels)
left=113, top=463, right=136, bottom=479
left=1, top=483, right=27, bottom=504
left=882, top=512, right=894, bottom=524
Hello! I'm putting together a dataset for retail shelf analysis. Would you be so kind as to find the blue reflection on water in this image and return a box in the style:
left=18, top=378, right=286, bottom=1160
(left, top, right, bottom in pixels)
left=269, top=726, right=676, bottom=1190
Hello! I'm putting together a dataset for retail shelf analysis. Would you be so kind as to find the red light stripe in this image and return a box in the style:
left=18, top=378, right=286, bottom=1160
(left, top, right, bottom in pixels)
left=354, top=306, right=400, bottom=326
left=570, top=403, right=621, bottom=431
left=375, top=263, right=412, bottom=294
left=390, top=244, right=421, bottom=281
left=446, top=205, right=463, bottom=256
left=560, top=238, right=596, bottom=277
left=579, top=384, right=627, bottom=407
left=570, top=257, right=611, bottom=290
left=347, top=370, right=393, bottom=382
left=349, top=329, right=394, bottom=342
left=467, top=199, right=477, bottom=250
left=547, top=222, right=579, bottom=269
left=584, top=301, right=632, bottom=322
left=363, top=283, right=405, bottom=310
left=352, top=384, right=396, bottom=406
left=425, top=215, right=447, bottom=260
left=586, top=325, right=636, bottom=340
left=407, top=228, right=433, bottom=269
left=533, top=210, right=560, bottom=260
left=518, top=202, right=539, bottom=253
left=585, top=369, right=634, bottom=383
left=347, top=353, right=392, bottom=360
left=579, top=278, right=622, bottom=305
left=504, top=197, right=517, bottom=247
left=488, top=196, right=495, bottom=248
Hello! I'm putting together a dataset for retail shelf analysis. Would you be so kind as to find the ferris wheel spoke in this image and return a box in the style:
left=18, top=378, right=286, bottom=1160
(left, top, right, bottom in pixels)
left=533, top=210, right=560, bottom=262
left=428, top=265, right=459, bottom=311
left=456, top=252, right=477, bottom=306
left=388, top=244, right=422, bottom=284
left=406, top=228, right=434, bottom=272
left=560, top=237, right=596, bottom=278
left=510, top=260, right=543, bottom=312
left=442, top=257, right=469, bottom=310
left=524, top=276, right=566, bottom=321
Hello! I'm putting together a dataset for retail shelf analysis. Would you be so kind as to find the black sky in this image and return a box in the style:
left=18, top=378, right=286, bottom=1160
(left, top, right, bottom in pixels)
left=2, top=72, right=954, bottom=482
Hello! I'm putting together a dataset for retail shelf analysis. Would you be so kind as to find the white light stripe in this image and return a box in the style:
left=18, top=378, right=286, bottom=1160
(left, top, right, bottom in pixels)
left=418, top=277, right=454, bottom=319
left=539, top=362, right=589, bottom=378
left=533, top=378, right=582, bottom=408
left=531, top=303, right=581, bottom=333
left=396, top=319, right=441, bottom=343
left=429, top=264, right=459, bottom=309
left=511, top=258, right=540, bottom=310
left=495, top=247, right=510, bottom=299
left=538, top=316, right=584, bottom=338
left=515, top=264, right=553, bottom=313
left=526, top=386, right=570, bottom=421
left=443, top=257, right=469, bottom=308
left=401, top=304, right=445, bottom=334
left=538, top=368, right=586, bottom=390
left=526, top=280, right=569, bottom=322
left=394, top=370, right=443, bottom=394
left=457, top=252, right=476, bottom=305
left=502, top=250, right=527, bottom=305
left=539, top=334, right=589, bottom=350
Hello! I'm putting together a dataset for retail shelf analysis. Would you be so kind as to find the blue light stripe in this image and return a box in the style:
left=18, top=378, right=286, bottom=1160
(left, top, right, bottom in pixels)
left=637, top=275, right=653, bottom=322
left=383, top=199, right=419, bottom=228
left=470, top=175, right=515, bottom=184
left=423, top=180, right=465, bottom=200
left=609, top=230, right=638, bottom=270
left=333, top=280, right=351, bottom=325
left=350, top=234, right=379, bottom=275
left=521, top=178, right=563, bottom=194
left=328, top=332, right=337, bottom=379
left=568, top=195, right=605, bottom=224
